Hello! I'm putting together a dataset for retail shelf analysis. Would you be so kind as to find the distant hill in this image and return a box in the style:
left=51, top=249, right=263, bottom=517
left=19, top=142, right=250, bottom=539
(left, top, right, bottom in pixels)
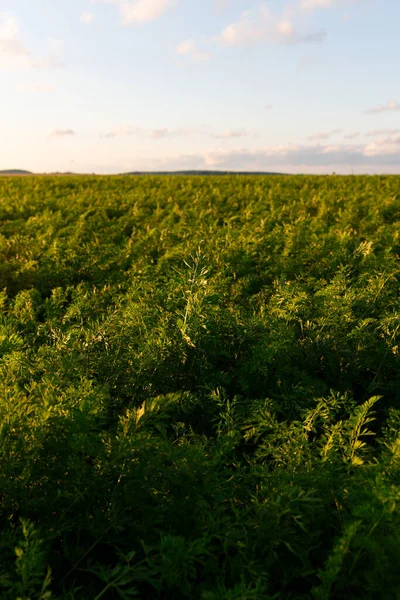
left=122, top=170, right=285, bottom=176
left=0, top=169, right=286, bottom=177
left=0, top=169, right=32, bottom=175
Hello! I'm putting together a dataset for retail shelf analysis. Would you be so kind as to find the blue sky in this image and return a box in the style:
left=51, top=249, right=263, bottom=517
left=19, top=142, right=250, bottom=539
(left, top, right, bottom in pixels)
left=1, top=0, right=400, bottom=173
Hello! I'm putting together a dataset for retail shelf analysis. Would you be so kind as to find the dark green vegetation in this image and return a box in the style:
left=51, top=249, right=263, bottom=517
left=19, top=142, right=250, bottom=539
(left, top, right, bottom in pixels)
left=0, top=170, right=32, bottom=176
left=1, top=174, right=400, bottom=599
left=124, top=171, right=285, bottom=176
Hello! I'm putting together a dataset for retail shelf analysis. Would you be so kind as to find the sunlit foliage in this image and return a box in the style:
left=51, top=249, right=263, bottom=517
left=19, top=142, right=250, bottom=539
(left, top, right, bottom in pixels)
left=1, top=174, right=400, bottom=598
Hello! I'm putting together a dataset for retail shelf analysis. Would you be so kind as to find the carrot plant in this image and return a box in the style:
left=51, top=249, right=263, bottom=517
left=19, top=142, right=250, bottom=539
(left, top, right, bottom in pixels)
left=1, top=174, right=400, bottom=598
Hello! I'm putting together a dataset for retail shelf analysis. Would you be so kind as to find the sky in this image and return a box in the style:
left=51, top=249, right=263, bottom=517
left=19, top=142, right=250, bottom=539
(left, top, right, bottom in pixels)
left=1, top=0, right=400, bottom=174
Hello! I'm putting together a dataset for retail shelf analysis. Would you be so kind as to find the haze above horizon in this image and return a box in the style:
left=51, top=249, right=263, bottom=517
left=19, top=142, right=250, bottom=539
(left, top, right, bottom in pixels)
left=1, top=0, right=400, bottom=174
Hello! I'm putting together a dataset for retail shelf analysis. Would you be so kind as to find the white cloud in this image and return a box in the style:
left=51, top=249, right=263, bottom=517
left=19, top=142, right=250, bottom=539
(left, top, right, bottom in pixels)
left=277, top=21, right=295, bottom=36
left=365, top=128, right=400, bottom=137
left=0, top=13, right=29, bottom=67
left=0, top=12, right=19, bottom=38
left=31, top=56, right=64, bottom=69
left=50, top=140, right=400, bottom=174
left=91, top=0, right=177, bottom=25
left=364, top=134, right=400, bottom=157
left=48, top=129, right=75, bottom=138
left=0, top=38, right=29, bottom=57
left=300, top=0, right=356, bottom=11
left=102, top=124, right=254, bottom=140
left=81, top=12, right=95, bottom=24
left=151, top=128, right=171, bottom=139
left=176, top=39, right=195, bottom=55
left=211, top=129, right=251, bottom=139
left=218, top=6, right=326, bottom=47
left=121, top=0, right=177, bottom=24
left=176, top=39, right=210, bottom=62
left=0, top=13, right=63, bottom=69
left=102, top=125, right=192, bottom=139
left=308, top=129, right=341, bottom=140
left=101, top=125, right=139, bottom=138
left=300, top=0, right=335, bottom=9
left=343, top=132, right=360, bottom=139
left=17, top=83, right=56, bottom=92
left=199, top=140, right=400, bottom=170
left=364, top=100, right=400, bottom=114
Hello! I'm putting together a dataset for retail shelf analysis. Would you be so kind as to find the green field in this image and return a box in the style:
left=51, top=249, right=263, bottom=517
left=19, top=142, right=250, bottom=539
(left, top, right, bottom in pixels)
left=1, top=174, right=400, bottom=599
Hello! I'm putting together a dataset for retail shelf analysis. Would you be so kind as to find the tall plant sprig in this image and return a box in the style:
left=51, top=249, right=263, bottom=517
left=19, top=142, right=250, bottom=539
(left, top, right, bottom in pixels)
left=176, top=247, right=210, bottom=348
left=344, top=395, right=381, bottom=466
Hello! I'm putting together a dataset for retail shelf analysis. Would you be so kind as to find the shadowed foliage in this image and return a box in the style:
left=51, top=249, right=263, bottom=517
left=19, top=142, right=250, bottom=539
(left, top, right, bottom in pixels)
left=1, top=174, right=400, bottom=599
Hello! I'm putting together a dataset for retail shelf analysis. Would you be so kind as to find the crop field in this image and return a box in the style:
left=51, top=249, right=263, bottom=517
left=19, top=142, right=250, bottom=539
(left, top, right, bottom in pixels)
left=1, top=174, right=400, bottom=599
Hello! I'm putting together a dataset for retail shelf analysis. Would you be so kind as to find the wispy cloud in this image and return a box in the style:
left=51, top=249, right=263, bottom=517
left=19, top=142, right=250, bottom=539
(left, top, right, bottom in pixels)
left=91, top=0, right=178, bottom=25
left=17, top=83, right=56, bottom=92
left=48, top=128, right=75, bottom=138
left=31, top=53, right=63, bottom=69
left=343, top=132, right=360, bottom=139
left=308, top=129, right=341, bottom=140
left=102, top=124, right=256, bottom=140
left=81, top=12, right=95, bottom=24
left=102, top=125, right=139, bottom=138
left=364, top=100, right=400, bottom=114
left=151, top=128, right=175, bottom=139
left=0, top=13, right=64, bottom=69
left=103, top=125, right=147, bottom=139
left=211, top=129, right=251, bottom=139
left=176, top=39, right=210, bottom=62
left=176, top=39, right=195, bottom=55
left=0, top=13, right=30, bottom=67
left=300, top=0, right=356, bottom=11
left=217, top=6, right=326, bottom=47
left=365, top=128, right=400, bottom=137
left=102, top=125, right=190, bottom=139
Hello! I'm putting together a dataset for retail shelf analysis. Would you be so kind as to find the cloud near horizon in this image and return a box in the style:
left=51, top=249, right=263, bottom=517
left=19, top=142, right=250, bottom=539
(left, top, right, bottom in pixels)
left=343, top=132, right=360, bottom=139
left=101, top=125, right=192, bottom=139
left=101, top=125, right=256, bottom=140
left=365, top=128, right=400, bottom=137
left=308, top=129, right=341, bottom=140
left=17, top=83, right=56, bottom=92
left=101, top=139, right=399, bottom=175
left=363, top=134, right=400, bottom=157
left=364, top=100, right=400, bottom=114
left=211, top=129, right=252, bottom=139
left=48, top=128, right=75, bottom=138
left=200, top=140, right=400, bottom=168
left=94, top=138, right=400, bottom=174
